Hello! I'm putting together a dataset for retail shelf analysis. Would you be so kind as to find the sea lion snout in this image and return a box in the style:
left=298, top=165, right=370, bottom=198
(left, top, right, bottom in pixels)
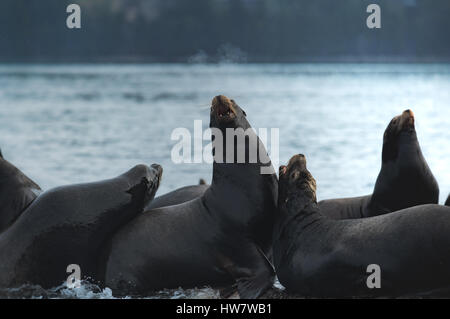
left=287, top=154, right=307, bottom=171
left=403, top=109, right=414, bottom=117
left=151, top=163, right=163, bottom=178
left=400, top=109, right=415, bottom=129
left=150, top=163, right=163, bottom=188
left=211, top=95, right=236, bottom=119
left=281, top=154, right=309, bottom=182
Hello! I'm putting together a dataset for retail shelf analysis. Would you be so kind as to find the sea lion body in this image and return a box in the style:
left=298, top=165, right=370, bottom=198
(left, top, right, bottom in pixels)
left=318, top=195, right=371, bottom=219
left=0, top=164, right=162, bottom=289
left=319, top=110, right=439, bottom=219
left=106, top=96, right=277, bottom=298
left=0, top=151, right=41, bottom=233
left=275, top=155, right=450, bottom=297
left=145, top=183, right=208, bottom=210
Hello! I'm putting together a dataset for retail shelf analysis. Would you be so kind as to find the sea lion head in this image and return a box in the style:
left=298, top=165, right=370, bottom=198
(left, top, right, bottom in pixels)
left=279, top=154, right=317, bottom=208
left=382, top=109, right=417, bottom=162
left=145, top=163, right=163, bottom=202
left=209, top=95, right=261, bottom=166
left=126, top=163, right=163, bottom=207
left=384, top=109, right=415, bottom=137
left=210, top=95, right=249, bottom=130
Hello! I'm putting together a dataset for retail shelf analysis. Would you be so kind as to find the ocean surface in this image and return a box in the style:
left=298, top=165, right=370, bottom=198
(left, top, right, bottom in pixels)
left=0, top=63, right=449, bottom=298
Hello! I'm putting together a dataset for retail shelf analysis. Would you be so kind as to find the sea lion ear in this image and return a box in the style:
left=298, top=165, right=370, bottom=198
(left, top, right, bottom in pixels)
left=0, top=148, right=3, bottom=158
left=242, top=110, right=247, bottom=116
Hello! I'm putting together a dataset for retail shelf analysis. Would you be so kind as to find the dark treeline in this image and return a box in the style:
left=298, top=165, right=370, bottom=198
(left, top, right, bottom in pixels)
left=0, top=0, right=449, bottom=62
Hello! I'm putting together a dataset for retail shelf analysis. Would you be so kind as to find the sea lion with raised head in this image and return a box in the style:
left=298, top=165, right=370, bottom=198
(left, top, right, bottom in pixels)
left=319, top=110, right=439, bottom=219
left=0, top=163, right=162, bottom=289
left=274, top=154, right=450, bottom=297
left=0, top=149, right=41, bottom=233
left=105, top=95, right=278, bottom=298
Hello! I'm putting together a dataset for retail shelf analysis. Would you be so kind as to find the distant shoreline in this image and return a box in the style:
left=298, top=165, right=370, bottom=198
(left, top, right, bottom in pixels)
left=1, top=56, right=450, bottom=64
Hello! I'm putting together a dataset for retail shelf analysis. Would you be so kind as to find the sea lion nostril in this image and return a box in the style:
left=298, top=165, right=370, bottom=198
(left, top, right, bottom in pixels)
left=294, top=154, right=307, bottom=165
left=399, top=109, right=415, bottom=128
left=402, top=109, right=414, bottom=118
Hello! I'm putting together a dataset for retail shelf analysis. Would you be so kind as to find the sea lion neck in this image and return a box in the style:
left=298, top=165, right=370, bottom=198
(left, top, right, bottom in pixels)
left=381, top=129, right=421, bottom=168
left=381, top=128, right=419, bottom=163
left=276, top=183, right=322, bottom=239
left=279, top=179, right=319, bottom=214
left=209, top=113, right=274, bottom=189
left=278, top=156, right=321, bottom=226
left=397, top=130, right=420, bottom=155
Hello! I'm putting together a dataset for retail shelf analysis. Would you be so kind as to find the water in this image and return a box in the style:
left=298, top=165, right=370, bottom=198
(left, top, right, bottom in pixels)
left=0, top=63, right=449, bottom=298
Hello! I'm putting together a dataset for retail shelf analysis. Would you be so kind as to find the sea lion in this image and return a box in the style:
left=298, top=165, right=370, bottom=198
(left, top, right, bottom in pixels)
left=145, top=179, right=209, bottom=210
left=105, top=95, right=278, bottom=298
left=0, top=163, right=162, bottom=289
left=274, top=154, right=450, bottom=297
left=0, top=149, right=41, bottom=233
left=319, top=109, right=439, bottom=219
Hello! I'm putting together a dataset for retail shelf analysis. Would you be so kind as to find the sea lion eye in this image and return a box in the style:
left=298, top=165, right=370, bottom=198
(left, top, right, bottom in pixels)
left=290, top=171, right=300, bottom=180
left=391, top=116, right=400, bottom=126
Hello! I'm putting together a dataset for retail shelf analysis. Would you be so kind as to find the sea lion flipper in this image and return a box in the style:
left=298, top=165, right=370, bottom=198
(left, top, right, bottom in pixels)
left=220, top=245, right=275, bottom=299
left=236, top=246, right=275, bottom=299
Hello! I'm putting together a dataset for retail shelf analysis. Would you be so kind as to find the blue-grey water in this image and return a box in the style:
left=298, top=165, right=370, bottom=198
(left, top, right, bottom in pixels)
left=0, top=63, right=449, bottom=298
